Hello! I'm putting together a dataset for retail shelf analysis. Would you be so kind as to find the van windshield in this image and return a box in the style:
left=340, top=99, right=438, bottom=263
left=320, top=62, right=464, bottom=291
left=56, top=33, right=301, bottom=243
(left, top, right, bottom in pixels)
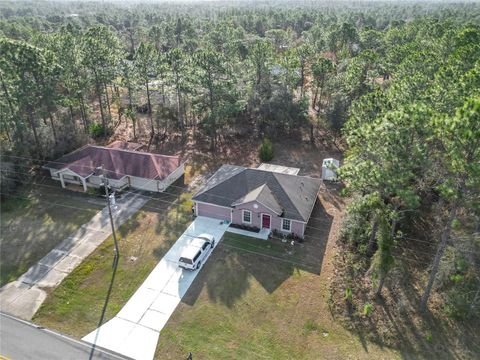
left=179, top=257, right=193, bottom=264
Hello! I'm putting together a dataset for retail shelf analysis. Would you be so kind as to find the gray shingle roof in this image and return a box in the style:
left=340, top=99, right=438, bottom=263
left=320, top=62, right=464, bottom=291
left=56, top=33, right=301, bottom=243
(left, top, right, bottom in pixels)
left=232, top=184, right=283, bottom=214
left=193, top=165, right=321, bottom=222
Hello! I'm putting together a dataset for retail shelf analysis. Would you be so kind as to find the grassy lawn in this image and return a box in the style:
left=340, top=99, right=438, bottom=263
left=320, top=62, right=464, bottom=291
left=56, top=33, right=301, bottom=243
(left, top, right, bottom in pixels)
left=33, top=187, right=194, bottom=337
left=155, top=242, right=398, bottom=360
left=155, top=193, right=398, bottom=360
left=0, top=179, right=104, bottom=286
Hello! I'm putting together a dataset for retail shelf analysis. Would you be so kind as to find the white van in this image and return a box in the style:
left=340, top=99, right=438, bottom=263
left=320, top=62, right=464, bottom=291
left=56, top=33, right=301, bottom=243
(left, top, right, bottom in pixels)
left=178, top=234, right=215, bottom=270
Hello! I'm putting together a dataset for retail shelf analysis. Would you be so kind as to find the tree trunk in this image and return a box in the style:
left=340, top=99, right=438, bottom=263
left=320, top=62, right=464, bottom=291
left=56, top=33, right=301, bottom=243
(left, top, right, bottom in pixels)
left=300, top=63, right=305, bottom=97
left=175, top=78, right=184, bottom=140
left=375, top=273, right=386, bottom=297
left=79, top=95, right=88, bottom=132
left=146, top=81, right=154, bottom=136
left=161, top=81, right=166, bottom=106
left=69, top=105, right=76, bottom=134
left=312, top=86, right=319, bottom=110
left=310, top=123, right=315, bottom=145
left=419, top=205, right=458, bottom=312
left=27, top=106, right=41, bottom=154
left=366, top=220, right=379, bottom=257
left=104, top=82, right=112, bottom=120
left=94, top=73, right=106, bottom=135
left=48, top=113, right=58, bottom=144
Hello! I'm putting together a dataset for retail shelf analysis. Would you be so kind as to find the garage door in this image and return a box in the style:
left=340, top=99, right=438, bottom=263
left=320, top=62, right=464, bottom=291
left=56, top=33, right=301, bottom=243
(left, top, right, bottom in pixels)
left=196, top=203, right=230, bottom=221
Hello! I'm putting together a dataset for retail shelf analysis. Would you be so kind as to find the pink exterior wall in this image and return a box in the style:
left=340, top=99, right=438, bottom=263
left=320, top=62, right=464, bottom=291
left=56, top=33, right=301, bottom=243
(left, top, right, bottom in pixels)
left=232, top=201, right=305, bottom=237
left=196, top=202, right=231, bottom=221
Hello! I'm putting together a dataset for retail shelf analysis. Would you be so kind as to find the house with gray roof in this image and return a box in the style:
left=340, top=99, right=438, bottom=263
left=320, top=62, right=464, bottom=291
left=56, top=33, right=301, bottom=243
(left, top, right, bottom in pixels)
left=192, top=164, right=322, bottom=239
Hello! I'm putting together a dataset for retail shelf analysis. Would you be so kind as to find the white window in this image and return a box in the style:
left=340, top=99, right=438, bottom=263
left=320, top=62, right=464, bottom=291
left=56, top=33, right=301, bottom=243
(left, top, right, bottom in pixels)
left=242, top=210, right=252, bottom=224
left=282, top=219, right=291, bottom=232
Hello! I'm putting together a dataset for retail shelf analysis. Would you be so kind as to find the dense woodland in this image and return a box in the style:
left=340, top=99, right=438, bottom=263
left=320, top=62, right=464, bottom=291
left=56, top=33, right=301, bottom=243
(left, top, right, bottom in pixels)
left=1, top=0, right=479, bottom=351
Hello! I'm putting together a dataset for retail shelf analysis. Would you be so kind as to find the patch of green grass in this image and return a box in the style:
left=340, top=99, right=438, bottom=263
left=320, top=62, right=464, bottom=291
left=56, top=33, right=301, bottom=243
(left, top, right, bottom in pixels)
left=0, top=195, right=32, bottom=212
left=0, top=182, right=104, bottom=286
left=33, top=191, right=193, bottom=338
left=222, top=233, right=317, bottom=269
left=303, top=318, right=320, bottom=334
left=155, top=245, right=397, bottom=360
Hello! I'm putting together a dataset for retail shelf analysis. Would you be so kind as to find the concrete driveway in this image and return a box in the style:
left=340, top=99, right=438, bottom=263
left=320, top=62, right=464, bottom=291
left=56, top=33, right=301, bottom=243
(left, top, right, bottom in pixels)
left=82, top=216, right=230, bottom=360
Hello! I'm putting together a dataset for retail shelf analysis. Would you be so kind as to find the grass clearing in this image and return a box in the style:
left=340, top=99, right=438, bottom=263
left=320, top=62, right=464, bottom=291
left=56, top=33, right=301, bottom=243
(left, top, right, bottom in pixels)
left=0, top=179, right=104, bottom=286
left=33, top=186, right=193, bottom=338
left=155, top=243, right=398, bottom=359
left=156, top=191, right=397, bottom=359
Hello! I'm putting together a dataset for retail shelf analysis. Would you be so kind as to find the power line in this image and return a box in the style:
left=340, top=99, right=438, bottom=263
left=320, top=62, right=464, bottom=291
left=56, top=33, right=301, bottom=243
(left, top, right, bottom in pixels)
left=1, top=154, right=172, bottom=203
left=1, top=165, right=182, bottom=200
left=3, top=187, right=476, bottom=274
left=4, top=172, right=479, bottom=259
left=1, top=153, right=334, bottom=223
left=4, top=158, right=479, bottom=262
left=1, top=172, right=193, bottom=210
left=4, top=172, right=479, bottom=260
left=0, top=192, right=105, bottom=213
left=2, top=165, right=337, bottom=225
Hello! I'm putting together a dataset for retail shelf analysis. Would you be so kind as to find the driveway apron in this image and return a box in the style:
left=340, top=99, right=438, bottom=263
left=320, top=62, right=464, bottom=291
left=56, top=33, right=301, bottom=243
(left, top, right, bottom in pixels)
left=82, top=216, right=230, bottom=360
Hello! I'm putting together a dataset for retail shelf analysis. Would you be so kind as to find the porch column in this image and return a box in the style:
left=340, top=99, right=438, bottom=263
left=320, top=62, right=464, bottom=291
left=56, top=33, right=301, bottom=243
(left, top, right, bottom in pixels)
left=81, top=177, right=87, bottom=192
left=59, top=172, right=66, bottom=188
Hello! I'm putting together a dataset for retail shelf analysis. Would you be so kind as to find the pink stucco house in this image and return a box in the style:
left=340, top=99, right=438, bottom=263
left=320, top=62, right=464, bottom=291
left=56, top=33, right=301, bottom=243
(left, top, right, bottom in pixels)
left=192, top=164, right=322, bottom=239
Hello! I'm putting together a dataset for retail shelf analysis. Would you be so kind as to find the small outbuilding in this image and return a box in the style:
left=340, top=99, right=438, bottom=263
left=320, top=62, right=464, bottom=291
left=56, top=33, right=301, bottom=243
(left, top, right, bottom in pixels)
left=321, top=158, right=340, bottom=181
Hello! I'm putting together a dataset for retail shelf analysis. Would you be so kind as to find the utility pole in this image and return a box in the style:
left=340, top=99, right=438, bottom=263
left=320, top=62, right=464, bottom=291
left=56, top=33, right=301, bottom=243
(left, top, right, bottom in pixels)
left=97, top=165, right=120, bottom=260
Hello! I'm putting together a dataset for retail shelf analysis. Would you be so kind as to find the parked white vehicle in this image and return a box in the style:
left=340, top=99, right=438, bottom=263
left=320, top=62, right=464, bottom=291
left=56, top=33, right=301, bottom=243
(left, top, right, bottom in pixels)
left=178, top=234, right=215, bottom=270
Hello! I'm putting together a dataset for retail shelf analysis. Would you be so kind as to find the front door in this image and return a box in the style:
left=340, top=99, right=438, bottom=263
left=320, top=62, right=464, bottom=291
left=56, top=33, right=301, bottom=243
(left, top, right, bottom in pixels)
left=261, top=214, right=271, bottom=229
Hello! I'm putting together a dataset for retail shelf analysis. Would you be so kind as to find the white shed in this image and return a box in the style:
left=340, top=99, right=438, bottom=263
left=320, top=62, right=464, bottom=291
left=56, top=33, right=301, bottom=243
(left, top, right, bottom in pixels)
left=322, top=158, right=340, bottom=181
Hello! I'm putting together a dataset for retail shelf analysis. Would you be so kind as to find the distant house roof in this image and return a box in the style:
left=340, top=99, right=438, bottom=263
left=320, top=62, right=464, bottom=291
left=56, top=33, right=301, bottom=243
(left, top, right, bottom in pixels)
left=44, top=144, right=181, bottom=180
left=107, top=141, right=144, bottom=151
left=193, top=165, right=321, bottom=222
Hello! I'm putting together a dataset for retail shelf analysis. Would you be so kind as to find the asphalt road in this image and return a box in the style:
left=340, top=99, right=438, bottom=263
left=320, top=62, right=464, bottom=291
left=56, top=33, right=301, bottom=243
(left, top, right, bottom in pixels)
left=0, top=312, right=130, bottom=360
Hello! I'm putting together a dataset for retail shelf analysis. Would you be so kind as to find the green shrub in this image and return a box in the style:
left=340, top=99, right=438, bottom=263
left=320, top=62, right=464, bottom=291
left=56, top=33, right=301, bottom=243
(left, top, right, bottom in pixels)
left=88, top=123, right=112, bottom=138
left=303, top=319, right=319, bottom=333
left=345, top=287, right=353, bottom=303
left=259, top=138, right=274, bottom=162
left=339, top=209, right=370, bottom=249
left=363, top=303, right=373, bottom=316
left=425, top=332, right=433, bottom=343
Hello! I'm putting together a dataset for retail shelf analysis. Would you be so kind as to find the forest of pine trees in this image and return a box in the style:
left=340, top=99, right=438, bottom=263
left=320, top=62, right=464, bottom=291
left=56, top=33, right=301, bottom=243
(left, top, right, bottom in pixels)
left=1, top=0, right=479, bottom=341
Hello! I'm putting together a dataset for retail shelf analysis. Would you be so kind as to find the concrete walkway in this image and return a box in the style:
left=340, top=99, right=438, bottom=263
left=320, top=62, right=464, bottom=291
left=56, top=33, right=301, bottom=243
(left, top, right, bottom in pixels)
left=82, top=217, right=230, bottom=360
left=0, top=193, right=148, bottom=320
left=226, top=226, right=270, bottom=240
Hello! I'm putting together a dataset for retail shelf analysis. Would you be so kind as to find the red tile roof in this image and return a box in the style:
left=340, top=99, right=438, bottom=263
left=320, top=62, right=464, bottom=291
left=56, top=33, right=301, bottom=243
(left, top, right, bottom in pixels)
left=44, top=145, right=181, bottom=180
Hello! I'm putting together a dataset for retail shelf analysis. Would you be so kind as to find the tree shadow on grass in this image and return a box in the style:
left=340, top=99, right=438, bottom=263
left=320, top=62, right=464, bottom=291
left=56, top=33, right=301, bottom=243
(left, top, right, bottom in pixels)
left=88, top=255, right=119, bottom=360
left=0, top=180, right=105, bottom=286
